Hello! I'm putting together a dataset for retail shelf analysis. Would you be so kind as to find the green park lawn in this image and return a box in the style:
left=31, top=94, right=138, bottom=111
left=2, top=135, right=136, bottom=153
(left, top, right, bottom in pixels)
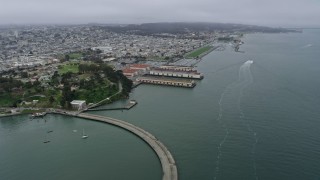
left=0, top=94, right=16, bottom=107
left=69, top=53, right=82, bottom=59
left=185, top=46, right=212, bottom=58
left=58, top=63, right=79, bottom=75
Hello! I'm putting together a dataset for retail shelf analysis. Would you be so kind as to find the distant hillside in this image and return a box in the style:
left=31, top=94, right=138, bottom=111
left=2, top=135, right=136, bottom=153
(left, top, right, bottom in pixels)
left=105, top=22, right=298, bottom=35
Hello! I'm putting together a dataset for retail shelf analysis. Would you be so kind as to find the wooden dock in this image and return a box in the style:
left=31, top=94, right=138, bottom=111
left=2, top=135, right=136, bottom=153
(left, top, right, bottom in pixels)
left=51, top=111, right=178, bottom=180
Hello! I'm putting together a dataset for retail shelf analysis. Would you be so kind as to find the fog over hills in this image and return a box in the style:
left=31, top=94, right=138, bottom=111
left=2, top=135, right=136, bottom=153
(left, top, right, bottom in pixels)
left=1, top=0, right=320, bottom=27
left=101, top=22, right=298, bottom=34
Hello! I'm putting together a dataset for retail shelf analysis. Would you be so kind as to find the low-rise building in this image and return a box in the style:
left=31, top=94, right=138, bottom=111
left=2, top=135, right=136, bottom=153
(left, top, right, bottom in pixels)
left=159, top=65, right=194, bottom=72
left=122, top=68, right=139, bottom=78
left=70, top=100, right=86, bottom=110
left=149, top=68, right=203, bottom=79
left=129, top=64, right=151, bottom=72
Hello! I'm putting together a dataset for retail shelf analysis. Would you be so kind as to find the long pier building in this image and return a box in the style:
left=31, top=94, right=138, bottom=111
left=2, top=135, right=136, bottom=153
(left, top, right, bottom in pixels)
left=149, top=68, right=203, bottom=79
left=137, top=77, right=196, bottom=88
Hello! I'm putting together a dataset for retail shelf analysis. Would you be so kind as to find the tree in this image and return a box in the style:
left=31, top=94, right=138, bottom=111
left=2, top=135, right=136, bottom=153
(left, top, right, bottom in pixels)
left=117, top=71, right=133, bottom=97
left=60, top=85, right=75, bottom=108
left=95, top=49, right=102, bottom=54
left=49, top=96, right=55, bottom=104
left=51, top=71, right=60, bottom=85
left=89, top=64, right=99, bottom=72
left=61, top=72, right=73, bottom=84
left=60, top=98, right=66, bottom=108
left=65, top=54, right=70, bottom=61
left=21, top=72, right=28, bottom=78
left=52, top=71, right=60, bottom=79
left=79, top=79, right=86, bottom=89
left=33, top=80, right=41, bottom=87
left=94, top=73, right=103, bottom=84
left=12, top=101, right=18, bottom=108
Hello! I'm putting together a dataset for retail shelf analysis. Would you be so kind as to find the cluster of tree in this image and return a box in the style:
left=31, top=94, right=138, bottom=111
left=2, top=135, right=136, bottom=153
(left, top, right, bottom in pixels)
left=82, top=48, right=103, bottom=63
left=78, top=74, right=104, bottom=90
left=60, top=85, right=75, bottom=108
left=83, top=55, right=103, bottom=63
left=0, top=77, right=23, bottom=92
left=61, top=72, right=74, bottom=85
left=24, top=80, right=37, bottom=88
left=101, top=65, right=118, bottom=83
left=79, top=63, right=133, bottom=96
left=51, top=71, right=61, bottom=85
left=64, top=54, right=70, bottom=61
left=20, top=72, right=28, bottom=78
left=78, top=63, right=100, bottom=73
left=78, top=63, right=118, bottom=83
left=59, top=49, right=108, bottom=64
left=117, top=71, right=133, bottom=97
left=55, top=62, right=133, bottom=107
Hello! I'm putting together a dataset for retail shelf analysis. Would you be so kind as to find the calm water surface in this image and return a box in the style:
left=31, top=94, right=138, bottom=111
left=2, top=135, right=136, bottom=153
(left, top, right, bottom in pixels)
left=1, top=29, right=320, bottom=180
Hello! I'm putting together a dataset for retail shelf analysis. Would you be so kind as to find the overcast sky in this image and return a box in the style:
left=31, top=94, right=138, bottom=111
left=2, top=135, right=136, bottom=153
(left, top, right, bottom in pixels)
left=1, top=0, right=319, bottom=27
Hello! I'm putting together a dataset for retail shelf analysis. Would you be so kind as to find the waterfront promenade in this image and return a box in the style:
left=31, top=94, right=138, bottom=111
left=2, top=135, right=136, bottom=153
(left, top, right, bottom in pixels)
left=53, top=111, right=178, bottom=180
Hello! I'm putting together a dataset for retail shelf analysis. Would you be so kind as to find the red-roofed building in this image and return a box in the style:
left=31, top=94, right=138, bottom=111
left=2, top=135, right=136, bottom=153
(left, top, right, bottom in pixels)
left=129, top=64, right=151, bottom=71
left=122, top=68, right=139, bottom=78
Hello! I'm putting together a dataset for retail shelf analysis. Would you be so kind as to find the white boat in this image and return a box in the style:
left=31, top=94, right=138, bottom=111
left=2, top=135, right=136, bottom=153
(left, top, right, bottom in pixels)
left=82, top=129, right=88, bottom=139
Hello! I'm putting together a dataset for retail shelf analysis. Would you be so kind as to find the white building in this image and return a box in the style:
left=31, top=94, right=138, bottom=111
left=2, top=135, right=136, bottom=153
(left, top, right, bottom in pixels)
left=70, top=100, right=86, bottom=110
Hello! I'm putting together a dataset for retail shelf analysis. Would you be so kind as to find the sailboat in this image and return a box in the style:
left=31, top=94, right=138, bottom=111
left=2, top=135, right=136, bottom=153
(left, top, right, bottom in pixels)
left=82, top=129, right=88, bottom=139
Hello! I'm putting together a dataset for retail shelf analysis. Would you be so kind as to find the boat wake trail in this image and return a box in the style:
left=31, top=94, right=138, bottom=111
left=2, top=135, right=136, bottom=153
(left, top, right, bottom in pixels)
left=214, top=60, right=258, bottom=180
left=213, top=88, right=230, bottom=180
left=238, top=60, right=259, bottom=180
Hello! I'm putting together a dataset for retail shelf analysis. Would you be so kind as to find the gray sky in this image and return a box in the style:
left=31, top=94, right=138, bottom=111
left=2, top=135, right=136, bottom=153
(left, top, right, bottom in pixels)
left=1, top=0, right=320, bottom=27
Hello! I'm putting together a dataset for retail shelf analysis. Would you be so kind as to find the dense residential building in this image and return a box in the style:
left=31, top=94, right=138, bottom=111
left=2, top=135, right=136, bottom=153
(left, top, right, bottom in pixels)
left=0, top=25, right=220, bottom=73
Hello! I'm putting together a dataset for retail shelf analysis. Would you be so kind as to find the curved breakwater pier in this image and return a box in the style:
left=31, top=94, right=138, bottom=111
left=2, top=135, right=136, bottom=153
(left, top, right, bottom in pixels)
left=52, top=112, right=178, bottom=180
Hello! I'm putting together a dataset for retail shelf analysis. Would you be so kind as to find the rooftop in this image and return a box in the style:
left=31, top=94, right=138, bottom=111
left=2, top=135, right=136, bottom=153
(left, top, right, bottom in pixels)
left=71, top=100, right=86, bottom=104
left=122, top=68, right=140, bottom=74
left=129, top=64, right=151, bottom=69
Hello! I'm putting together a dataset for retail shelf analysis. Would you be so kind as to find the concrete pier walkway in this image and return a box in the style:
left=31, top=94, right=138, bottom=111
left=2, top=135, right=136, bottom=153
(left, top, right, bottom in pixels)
left=72, top=112, right=178, bottom=180
left=85, top=100, right=137, bottom=112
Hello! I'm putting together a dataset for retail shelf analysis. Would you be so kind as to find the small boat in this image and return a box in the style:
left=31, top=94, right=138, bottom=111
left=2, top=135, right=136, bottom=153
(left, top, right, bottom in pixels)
left=43, top=134, right=50, bottom=143
left=82, top=129, right=88, bottom=139
left=30, top=112, right=47, bottom=119
left=47, top=130, right=53, bottom=133
left=247, top=60, right=254, bottom=64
